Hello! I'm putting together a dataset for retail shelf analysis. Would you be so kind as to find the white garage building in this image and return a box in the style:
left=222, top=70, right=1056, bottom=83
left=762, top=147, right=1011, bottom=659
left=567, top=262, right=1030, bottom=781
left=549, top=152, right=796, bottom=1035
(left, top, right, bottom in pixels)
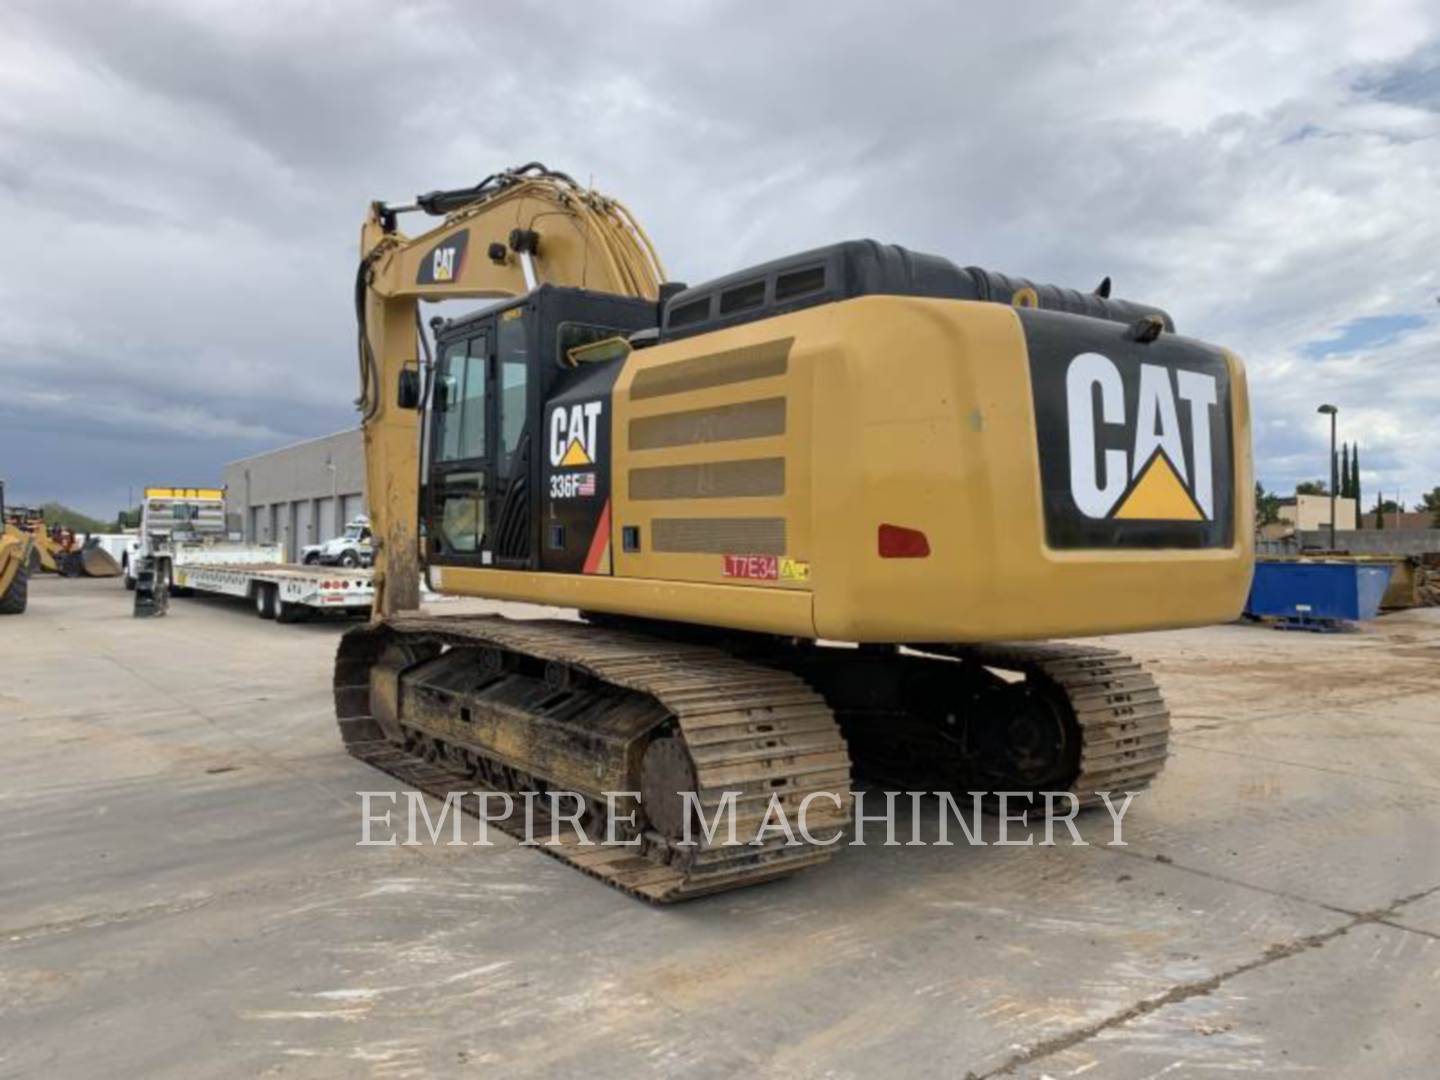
left=223, top=429, right=366, bottom=562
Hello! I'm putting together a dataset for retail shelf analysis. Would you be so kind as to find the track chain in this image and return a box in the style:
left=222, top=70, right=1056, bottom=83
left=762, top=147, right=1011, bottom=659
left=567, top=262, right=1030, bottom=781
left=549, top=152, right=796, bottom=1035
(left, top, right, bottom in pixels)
left=914, top=641, right=1170, bottom=804
left=336, top=615, right=852, bottom=903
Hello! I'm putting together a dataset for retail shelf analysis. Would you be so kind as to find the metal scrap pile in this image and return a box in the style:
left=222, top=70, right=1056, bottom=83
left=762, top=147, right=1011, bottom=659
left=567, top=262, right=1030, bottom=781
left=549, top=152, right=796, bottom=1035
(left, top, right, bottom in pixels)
left=1380, top=554, right=1440, bottom=610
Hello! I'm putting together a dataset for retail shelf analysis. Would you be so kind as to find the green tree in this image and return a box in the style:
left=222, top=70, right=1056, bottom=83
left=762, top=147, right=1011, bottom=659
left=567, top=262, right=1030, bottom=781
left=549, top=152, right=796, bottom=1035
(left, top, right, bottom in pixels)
left=39, top=501, right=111, bottom=534
left=1296, top=480, right=1328, bottom=496
left=1373, top=494, right=1403, bottom=528
left=1351, top=445, right=1362, bottom=523
left=1421, top=487, right=1440, bottom=528
left=1340, top=444, right=1351, bottom=497
left=1255, top=482, right=1282, bottom=527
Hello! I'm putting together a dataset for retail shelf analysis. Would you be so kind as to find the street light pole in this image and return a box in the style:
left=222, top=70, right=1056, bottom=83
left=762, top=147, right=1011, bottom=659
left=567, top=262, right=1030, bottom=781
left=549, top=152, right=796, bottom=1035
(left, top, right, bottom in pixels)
left=1317, top=404, right=1338, bottom=550
left=326, top=460, right=338, bottom=539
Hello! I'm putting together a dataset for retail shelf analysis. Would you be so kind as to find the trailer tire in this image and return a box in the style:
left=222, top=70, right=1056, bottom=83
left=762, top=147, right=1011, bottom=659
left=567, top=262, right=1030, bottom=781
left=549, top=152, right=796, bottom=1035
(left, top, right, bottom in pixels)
left=276, top=598, right=303, bottom=624
left=254, top=583, right=277, bottom=620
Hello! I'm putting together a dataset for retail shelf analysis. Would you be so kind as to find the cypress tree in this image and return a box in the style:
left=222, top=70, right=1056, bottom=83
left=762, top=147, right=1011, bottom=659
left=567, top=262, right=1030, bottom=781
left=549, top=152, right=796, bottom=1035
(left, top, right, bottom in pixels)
left=1352, top=445, right=1362, bottom=524
left=1340, top=444, right=1351, bottom=498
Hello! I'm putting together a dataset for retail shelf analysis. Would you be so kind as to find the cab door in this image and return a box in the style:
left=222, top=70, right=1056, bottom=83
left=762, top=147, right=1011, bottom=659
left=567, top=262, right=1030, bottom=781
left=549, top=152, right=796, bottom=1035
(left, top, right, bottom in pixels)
left=428, top=328, right=492, bottom=561
left=427, top=305, right=534, bottom=568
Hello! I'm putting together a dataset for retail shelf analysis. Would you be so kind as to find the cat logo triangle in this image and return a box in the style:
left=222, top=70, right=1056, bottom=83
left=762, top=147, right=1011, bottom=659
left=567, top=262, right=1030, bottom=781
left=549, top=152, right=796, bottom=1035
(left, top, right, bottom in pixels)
left=559, top=438, right=593, bottom=467
left=1113, top=451, right=1205, bottom=521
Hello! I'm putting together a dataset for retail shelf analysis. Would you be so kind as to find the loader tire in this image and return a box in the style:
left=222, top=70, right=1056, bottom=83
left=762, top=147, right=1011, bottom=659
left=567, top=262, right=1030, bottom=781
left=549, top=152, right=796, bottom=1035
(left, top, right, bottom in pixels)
left=0, top=563, right=28, bottom=615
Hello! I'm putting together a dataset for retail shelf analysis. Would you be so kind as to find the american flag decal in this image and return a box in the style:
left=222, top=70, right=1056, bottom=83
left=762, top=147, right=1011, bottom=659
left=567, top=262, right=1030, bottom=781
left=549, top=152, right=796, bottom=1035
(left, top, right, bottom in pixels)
left=577, top=473, right=596, bottom=496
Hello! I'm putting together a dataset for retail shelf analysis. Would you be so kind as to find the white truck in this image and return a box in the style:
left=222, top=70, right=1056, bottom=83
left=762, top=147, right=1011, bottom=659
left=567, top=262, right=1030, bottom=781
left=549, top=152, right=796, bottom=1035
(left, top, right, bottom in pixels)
left=124, top=486, right=229, bottom=590
left=128, top=486, right=373, bottom=621
left=300, top=515, right=373, bottom=567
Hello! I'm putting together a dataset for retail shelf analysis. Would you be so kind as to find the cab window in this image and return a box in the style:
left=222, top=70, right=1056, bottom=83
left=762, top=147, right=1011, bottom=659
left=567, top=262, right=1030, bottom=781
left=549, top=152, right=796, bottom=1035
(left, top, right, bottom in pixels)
left=438, top=472, right=485, bottom=553
left=497, top=313, right=527, bottom=475
left=434, top=334, right=488, bottom=463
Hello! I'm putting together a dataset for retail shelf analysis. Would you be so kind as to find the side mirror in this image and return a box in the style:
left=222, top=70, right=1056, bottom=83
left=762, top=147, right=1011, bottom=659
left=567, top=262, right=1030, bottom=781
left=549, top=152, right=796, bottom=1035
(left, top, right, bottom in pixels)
left=397, top=368, right=421, bottom=410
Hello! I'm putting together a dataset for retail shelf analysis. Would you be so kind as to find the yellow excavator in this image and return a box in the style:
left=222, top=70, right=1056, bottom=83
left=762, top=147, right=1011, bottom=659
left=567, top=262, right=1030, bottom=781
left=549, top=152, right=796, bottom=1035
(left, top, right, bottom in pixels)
left=1, top=481, right=35, bottom=615
left=337, top=163, right=1253, bottom=901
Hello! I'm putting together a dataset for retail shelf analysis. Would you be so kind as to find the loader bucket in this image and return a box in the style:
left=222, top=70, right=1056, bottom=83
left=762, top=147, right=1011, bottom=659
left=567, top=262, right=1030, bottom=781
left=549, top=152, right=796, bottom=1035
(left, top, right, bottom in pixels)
left=79, top=542, right=122, bottom=578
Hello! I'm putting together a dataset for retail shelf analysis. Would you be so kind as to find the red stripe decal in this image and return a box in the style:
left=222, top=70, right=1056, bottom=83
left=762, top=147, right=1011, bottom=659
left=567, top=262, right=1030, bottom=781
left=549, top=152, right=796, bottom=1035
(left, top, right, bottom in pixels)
left=582, top=499, right=612, bottom=575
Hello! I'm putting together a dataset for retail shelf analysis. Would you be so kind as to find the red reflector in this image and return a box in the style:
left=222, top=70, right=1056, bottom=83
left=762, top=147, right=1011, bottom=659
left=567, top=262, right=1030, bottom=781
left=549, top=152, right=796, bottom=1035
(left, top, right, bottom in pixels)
left=878, top=524, right=930, bottom=558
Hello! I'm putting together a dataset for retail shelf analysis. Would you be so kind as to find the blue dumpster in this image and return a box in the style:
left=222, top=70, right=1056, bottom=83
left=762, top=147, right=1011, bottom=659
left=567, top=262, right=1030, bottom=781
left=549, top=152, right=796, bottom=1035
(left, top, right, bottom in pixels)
left=1245, top=561, right=1394, bottom=623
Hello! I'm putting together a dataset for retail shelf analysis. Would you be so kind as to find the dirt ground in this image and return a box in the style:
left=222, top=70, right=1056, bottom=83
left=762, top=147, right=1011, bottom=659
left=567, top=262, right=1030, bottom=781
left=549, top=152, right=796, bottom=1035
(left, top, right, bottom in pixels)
left=2, top=576, right=1437, bottom=1078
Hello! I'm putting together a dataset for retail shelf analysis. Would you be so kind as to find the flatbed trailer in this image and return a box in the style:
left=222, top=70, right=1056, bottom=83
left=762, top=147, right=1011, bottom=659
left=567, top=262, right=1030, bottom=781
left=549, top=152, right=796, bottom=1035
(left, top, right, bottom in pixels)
left=168, top=545, right=374, bottom=622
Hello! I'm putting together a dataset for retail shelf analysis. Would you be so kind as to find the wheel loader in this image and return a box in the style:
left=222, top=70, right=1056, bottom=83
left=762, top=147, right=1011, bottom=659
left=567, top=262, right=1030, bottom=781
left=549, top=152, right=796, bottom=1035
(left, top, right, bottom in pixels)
left=2, top=507, right=121, bottom=579
left=1, top=481, right=35, bottom=615
left=4, top=504, right=54, bottom=575
left=336, top=163, right=1253, bottom=901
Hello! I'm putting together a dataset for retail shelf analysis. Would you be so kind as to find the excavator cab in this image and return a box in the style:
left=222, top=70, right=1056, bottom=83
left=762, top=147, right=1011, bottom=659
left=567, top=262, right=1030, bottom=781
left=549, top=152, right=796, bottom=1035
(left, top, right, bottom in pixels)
left=421, top=286, right=656, bottom=578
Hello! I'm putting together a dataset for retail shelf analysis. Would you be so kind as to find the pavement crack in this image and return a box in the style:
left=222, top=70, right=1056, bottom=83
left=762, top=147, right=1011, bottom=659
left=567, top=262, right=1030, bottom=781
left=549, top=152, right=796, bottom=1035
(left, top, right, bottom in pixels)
left=1, top=894, right=218, bottom=945
left=1100, top=844, right=1341, bottom=914
left=1374, top=918, right=1440, bottom=942
left=0, top=861, right=426, bottom=948
left=970, top=882, right=1440, bottom=1078
left=1167, top=738, right=1440, bottom=793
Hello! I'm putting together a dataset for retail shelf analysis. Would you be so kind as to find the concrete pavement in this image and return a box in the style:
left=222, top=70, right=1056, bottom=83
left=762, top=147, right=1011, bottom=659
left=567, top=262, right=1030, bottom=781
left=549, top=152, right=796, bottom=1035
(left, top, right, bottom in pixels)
left=2, top=576, right=1437, bottom=1078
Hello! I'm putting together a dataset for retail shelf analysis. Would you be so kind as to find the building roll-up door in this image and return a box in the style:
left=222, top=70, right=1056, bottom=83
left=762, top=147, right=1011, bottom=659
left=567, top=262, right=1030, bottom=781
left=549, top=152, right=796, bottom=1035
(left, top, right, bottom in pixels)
left=341, top=493, right=365, bottom=527
left=315, top=497, right=336, bottom=542
left=295, top=500, right=314, bottom=560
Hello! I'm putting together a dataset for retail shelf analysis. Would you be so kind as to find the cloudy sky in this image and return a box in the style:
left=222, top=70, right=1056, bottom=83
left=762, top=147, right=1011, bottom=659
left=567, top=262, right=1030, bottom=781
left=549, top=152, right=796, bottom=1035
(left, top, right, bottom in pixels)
left=2, top=0, right=1437, bottom=517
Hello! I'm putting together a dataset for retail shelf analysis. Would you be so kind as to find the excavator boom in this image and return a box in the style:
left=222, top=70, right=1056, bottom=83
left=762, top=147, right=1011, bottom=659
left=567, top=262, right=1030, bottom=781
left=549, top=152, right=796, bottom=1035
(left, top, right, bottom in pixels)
left=356, top=164, right=664, bottom=616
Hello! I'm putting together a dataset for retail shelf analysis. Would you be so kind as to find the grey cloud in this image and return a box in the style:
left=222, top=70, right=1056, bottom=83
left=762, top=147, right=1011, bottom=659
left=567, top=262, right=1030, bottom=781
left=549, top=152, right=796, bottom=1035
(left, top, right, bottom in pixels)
left=2, top=0, right=1438, bottom=514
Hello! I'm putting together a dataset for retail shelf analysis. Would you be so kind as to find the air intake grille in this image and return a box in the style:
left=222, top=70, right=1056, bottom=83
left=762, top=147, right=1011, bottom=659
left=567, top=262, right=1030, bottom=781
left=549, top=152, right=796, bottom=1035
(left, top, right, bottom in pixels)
left=630, top=338, right=790, bottom=400
left=651, top=517, right=786, bottom=555
left=629, top=397, right=786, bottom=450
left=630, top=458, right=784, bottom=501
